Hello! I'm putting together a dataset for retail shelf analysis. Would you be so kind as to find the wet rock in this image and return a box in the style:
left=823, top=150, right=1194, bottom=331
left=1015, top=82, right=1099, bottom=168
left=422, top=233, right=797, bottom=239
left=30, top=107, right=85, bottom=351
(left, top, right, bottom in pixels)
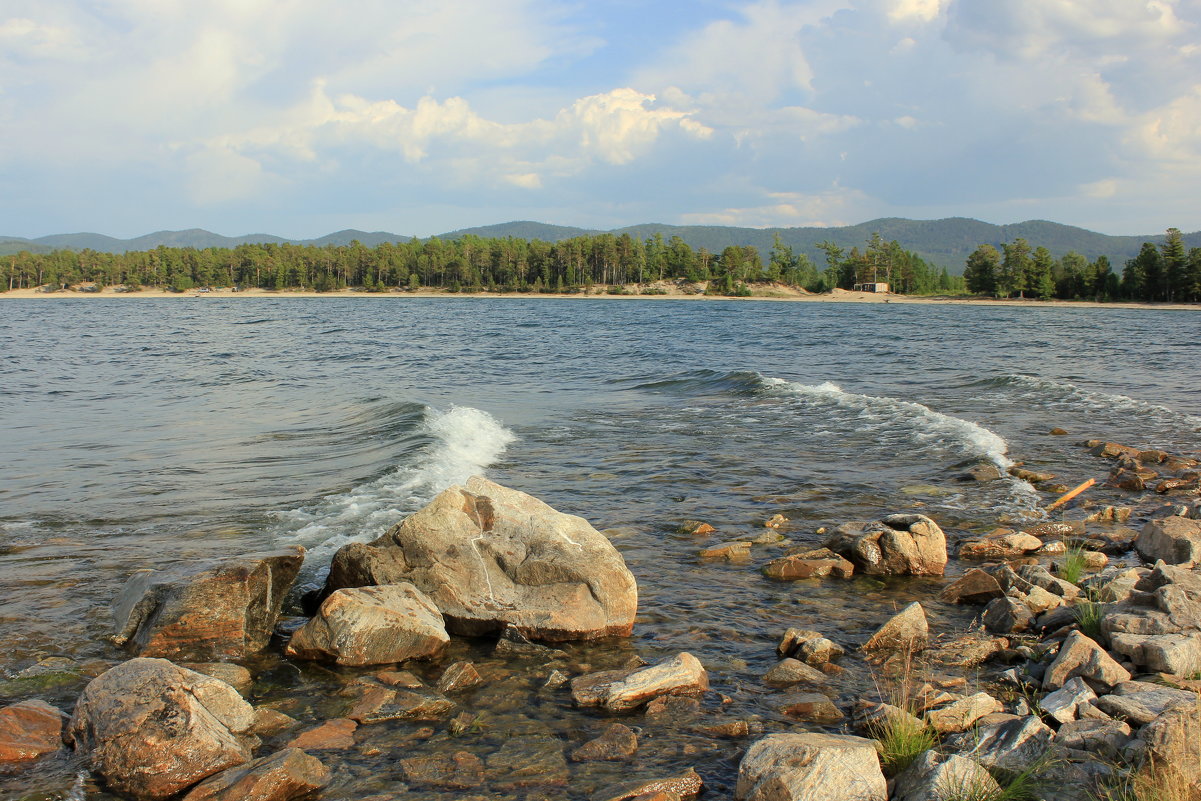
left=544, top=669, right=569, bottom=689
left=958, top=531, right=1043, bottom=559
left=1049, top=427, right=1069, bottom=435
left=983, top=596, right=1034, bottom=633
left=699, top=541, right=752, bottom=560
left=777, top=629, right=845, bottom=665
left=1041, top=677, right=1097, bottom=724
left=437, top=661, right=482, bottom=693
left=1043, top=631, right=1131, bottom=690
left=1090, top=442, right=1141, bottom=460
left=571, top=722, right=638, bottom=762
left=0, top=699, right=66, bottom=763
left=595, top=768, right=704, bottom=801
left=285, top=584, right=448, bottom=666
left=375, top=669, right=424, bottom=688
left=1010, top=466, right=1056, bottom=483
left=112, top=547, right=305, bottom=660
left=645, top=695, right=701, bottom=722
left=572, top=652, right=708, bottom=712
left=762, top=548, right=854, bottom=580
left=696, top=719, right=752, bottom=738
left=861, top=602, right=928, bottom=653
left=325, top=477, right=638, bottom=641
left=1157, top=475, right=1201, bottom=494
left=940, top=569, right=1004, bottom=604
left=181, top=748, right=330, bottom=801
left=1086, top=506, right=1133, bottom=524
left=347, top=686, right=454, bottom=723
left=735, top=732, right=886, bottom=801
left=763, top=658, right=827, bottom=687
left=1056, top=719, right=1131, bottom=762
left=949, top=716, right=1053, bottom=773
left=399, top=751, right=485, bottom=789
left=485, top=735, right=568, bottom=789
left=285, top=718, right=356, bottom=750
left=1136, top=517, right=1201, bottom=565
left=925, top=692, right=1001, bottom=734
left=824, top=514, right=947, bottom=576
left=493, top=625, right=567, bottom=659
left=181, top=663, right=253, bottom=694
left=781, top=693, right=842, bottom=723
left=679, top=521, right=716, bottom=536
left=251, top=708, right=297, bottom=737
left=893, top=751, right=1001, bottom=801
left=927, top=629, right=1008, bottom=668
left=68, top=658, right=256, bottom=801
left=963, top=464, right=1004, bottom=482
left=764, top=514, right=788, bottom=529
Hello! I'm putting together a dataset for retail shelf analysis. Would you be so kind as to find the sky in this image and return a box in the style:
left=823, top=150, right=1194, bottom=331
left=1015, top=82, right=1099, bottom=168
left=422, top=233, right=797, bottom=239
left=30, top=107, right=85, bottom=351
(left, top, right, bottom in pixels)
left=2, top=0, right=1199, bottom=238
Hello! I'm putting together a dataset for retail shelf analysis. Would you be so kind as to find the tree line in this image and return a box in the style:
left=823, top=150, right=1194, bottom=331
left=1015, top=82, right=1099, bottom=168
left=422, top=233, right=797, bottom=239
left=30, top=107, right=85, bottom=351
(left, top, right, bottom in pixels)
left=2, top=231, right=959, bottom=296
left=963, top=228, right=1201, bottom=302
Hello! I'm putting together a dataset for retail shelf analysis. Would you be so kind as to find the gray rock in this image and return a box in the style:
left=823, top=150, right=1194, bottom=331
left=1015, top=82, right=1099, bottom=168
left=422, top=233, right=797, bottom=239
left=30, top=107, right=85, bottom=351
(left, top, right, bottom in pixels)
left=763, top=658, right=827, bottom=687
left=735, top=732, right=886, bottom=801
left=925, top=692, right=1001, bottom=734
left=325, top=477, right=638, bottom=641
left=950, top=715, right=1053, bottom=773
left=1136, top=517, right=1201, bottom=565
left=571, top=652, right=708, bottom=712
left=892, top=750, right=1001, bottom=801
left=1142, top=703, right=1201, bottom=790
left=1043, top=631, right=1131, bottom=690
left=940, top=569, right=1005, bottom=605
left=824, top=514, right=947, bottom=576
left=1040, top=677, right=1096, bottom=724
left=1054, top=719, right=1131, bottom=761
left=983, top=596, right=1034, bottom=633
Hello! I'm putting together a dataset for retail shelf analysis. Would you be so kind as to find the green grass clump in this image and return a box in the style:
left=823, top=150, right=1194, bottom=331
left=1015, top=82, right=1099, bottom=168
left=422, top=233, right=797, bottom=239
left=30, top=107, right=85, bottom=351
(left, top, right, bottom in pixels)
left=1057, top=543, right=1089, bottom=585
left=1073, top=598, right=1105, bottom=638
left=869, top=710, right=937, bottom=775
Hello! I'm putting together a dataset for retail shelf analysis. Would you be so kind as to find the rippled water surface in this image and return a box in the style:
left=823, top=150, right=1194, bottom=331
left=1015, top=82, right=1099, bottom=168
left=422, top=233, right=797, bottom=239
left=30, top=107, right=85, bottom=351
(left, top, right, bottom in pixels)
left=1, top=298, right=1199, bottom=799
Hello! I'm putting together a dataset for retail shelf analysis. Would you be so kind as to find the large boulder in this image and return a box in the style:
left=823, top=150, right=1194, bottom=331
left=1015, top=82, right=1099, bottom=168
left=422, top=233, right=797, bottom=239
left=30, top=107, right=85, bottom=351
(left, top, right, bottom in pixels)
left=284, top=583, right=448, bottom=666
left=1043, top=631, right=1130, bottom=691
left=68, top=658, right=256, bottom=801
left=735, top=732, right=886, bottom=801
left=1136, top=517, right=1201, bottom=566
left=324, top=477, right=637, bottom=641
left=181, top=748, right=330, bottom=801
left=112, top=547, right=305, bottom=660
left=825, top=514, right=947, bottom=576
left=571, top=652, right=708, bottom=712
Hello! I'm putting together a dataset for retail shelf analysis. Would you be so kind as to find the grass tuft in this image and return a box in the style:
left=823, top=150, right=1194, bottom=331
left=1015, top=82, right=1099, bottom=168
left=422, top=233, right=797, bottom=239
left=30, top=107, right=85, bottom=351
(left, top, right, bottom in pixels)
left=1073, top=597, right=1105, bottom=639
left=1057, top=543, right=1089, bottom=585
left=869, top=710, right=937, bottom=775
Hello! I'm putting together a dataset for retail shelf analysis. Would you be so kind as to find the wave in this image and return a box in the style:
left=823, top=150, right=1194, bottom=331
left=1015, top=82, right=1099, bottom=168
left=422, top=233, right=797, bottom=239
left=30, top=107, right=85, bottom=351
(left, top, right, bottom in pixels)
left=271, top=405, right=516, bottom=568
left=624, top=369, right=778, bottom=396
left=985, top=374, right=1201, bottom=432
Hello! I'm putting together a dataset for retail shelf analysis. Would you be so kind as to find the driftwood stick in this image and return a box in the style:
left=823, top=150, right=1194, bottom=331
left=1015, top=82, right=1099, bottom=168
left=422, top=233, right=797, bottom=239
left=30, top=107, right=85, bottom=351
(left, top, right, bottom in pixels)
left=1046, top=478, right=1096, bottom=512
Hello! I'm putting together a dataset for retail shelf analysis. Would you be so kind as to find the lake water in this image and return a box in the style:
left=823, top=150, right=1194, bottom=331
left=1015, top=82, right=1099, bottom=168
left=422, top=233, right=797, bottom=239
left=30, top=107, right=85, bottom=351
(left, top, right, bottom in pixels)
left=1, top=298, right=1198, bottom=799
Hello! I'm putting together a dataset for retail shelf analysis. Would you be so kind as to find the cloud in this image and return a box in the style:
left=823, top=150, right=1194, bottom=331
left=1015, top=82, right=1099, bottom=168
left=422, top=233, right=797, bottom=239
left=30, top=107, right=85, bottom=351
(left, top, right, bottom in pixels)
left=679, top=187, right=871, bottom=228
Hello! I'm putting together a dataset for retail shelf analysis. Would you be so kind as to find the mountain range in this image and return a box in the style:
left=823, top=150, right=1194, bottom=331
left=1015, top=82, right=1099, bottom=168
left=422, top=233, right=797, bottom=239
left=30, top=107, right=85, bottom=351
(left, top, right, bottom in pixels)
left=3, top=218, right=1196, bottom=272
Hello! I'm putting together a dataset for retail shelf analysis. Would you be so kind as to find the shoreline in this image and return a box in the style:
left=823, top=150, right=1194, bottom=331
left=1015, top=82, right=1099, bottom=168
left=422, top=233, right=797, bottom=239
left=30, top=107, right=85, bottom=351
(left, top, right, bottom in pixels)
left=2, top=285, right=1198, bottom=311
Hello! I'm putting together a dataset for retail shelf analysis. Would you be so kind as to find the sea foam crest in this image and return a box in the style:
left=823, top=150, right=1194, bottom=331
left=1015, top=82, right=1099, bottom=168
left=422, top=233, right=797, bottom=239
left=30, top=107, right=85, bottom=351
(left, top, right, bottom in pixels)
left=273, top=405, right=516, bottom=564
left=760, top=376, right=1014, bottom=468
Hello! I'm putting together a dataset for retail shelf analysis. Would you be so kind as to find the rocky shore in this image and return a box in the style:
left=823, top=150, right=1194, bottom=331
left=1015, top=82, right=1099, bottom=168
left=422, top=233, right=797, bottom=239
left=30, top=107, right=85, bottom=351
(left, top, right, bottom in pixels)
left=3, top=442, right=1201, bottom=801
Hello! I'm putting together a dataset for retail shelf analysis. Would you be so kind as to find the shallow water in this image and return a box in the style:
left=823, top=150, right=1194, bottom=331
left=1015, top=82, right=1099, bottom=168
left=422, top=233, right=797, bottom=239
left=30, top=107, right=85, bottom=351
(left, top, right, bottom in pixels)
left=1, top=298, right=1198, bottom=799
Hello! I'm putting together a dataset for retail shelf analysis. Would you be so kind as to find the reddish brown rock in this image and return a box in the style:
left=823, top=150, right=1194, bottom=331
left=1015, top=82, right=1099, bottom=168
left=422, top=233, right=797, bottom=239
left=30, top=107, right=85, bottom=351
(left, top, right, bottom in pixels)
left=571, top=722, right=639, bottom=762
left=1090, top=442, right=1141, bottom=460
left=572, top=652, right=708, bottom=712
left=679, top=521, right=716, bottom=536
left=286, top=719, right=357, bottom=750
left=400, top=751, right=485, bottom=789
left=762, top=548, right=854, bottom=580
left=437, top=661, right=482, bottom=693
left=0, top=699, right=65, bottom=763
left=181, top=748, right=330, bottom=801
left=699, top=541, right=752, bottom=560
left=782, top=693, right=843, bottom=723
left=112, top=547, right=305, bottom=661
left=957, top=532, right=1043, bottom=559
left=862, top=603, right=928, bottom=653
left=940, top=569, right=1004, bottom=605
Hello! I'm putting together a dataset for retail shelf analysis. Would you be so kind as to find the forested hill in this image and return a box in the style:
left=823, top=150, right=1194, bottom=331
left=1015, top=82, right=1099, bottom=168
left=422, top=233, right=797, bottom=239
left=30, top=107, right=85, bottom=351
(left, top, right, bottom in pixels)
left=4, top=218, right=1198, bottom=271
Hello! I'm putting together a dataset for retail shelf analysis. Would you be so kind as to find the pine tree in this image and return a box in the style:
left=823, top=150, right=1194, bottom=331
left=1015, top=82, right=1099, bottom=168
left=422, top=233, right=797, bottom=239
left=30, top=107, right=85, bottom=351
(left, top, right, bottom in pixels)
left=963, top=244, right=1000, bottom=296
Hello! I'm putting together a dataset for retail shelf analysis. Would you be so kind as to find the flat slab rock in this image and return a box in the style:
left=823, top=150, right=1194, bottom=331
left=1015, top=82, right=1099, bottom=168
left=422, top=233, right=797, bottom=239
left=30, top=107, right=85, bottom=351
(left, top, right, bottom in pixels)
left=0, top=699, right=66, bottom=763
left=285, top=583, right=449, bottom=667
left=67, top=657, right=256, bottom=801
left=324, top=477, right=638, bottom=641
left=112, top=547, right=305, bottom=661
left=572, top=652, right=708, bottom=712
left=735, top=732, right=886, bottom=801
left=180, top=748, right=330, bottom=801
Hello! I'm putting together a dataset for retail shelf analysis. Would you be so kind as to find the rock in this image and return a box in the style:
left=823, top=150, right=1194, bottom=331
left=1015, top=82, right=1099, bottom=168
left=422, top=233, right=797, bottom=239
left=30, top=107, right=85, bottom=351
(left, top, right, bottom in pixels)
left=285, top=719, right=356, bottom=750
left=1108, top=468, right=1147, bottom=492
left=571, top=722, right=638, bottom=762
left=1055, top=720, right=1131, bottom=760
left=251, top=708, right=296, bottom=737
left=1040, top=677, right=1097, bottom=724
left=764, top=514, right=788, bottom=529
left=782, top=693, right=843, bottom=723
left=679, top=521, right=716, bottom=536
left=1025, top=585, right=1065, bottom=614
left=925, top=692, right=1001, bottom=733
left=67, top=658, right=256, bottom=801
left=1136, top=517, right=1201, bottom=565
left=699, top=541, right=752, bottom=560
left=375, top=669, right=424, bottom=688
left=940, top=569, right=1004, bottom=604
left=181, top=748, right=330, bottom=801
left=958, top=531, right=1043, bottom=559
left=571, top=652, right=708, bottom=712
left=950, top=716, right=1053, bottom=772
left=963, top=464, right=1004, bottom=482
left=763, top=658, right=827, bottom=687
left=1043, top=631, right=1131, bottom=690
left=0, top=699, right=66, bottom=763
left=1016, top=563, right=1081, bottom=599
left=285, top=584, right=448, bottom=666
left=493, top=625, right=567, bottom=659
left=347, top=686, right=454, bottom=723
left=1109, top=632, right=1201, bottom=675
left=1086, top=506, right=1133, bottom=524
left=485, top=735, right=568, bottom=789
left=927, top=630, right=1008, bottom=668
left=1090, top=442, right=1141, bottom=460
left=862, top=602, right=928, bottom=653
left=1010, top=466, right=1056, bottom=483
left=596, top=768, right=704, bottom=801
left=437, top=661, right=482, bottom=693
left=824, top=514, right=947, bottom=576
left=1050, top=427, right=1069, bottom=435
left=112, top=547, right=305, bottom=660
left=1142, top=703, right=1201, bottom=789
left=399, top=751, right=485, bottom=789
left=762, top=548, right=854, bottom=580
left=983, top=596, right=1034, bottom=633
left=735, top=732, right=886, bottom=801
left=1093, top=695, right=1158, bottom=726
left=797, top=637, right=845, bottom=666
left=181, top=663, right=254, bottom=694
left=325, top=477, right=638, bottom=641
left=1111, top=681, right=1198, bottom=717
left=892, top=751, right=1001, bottom=801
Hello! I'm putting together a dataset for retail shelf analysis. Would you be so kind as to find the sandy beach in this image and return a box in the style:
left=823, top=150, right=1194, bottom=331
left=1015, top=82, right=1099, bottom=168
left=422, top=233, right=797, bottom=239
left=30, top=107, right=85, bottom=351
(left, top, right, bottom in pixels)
left=2, top=283, right=1198, bottom=310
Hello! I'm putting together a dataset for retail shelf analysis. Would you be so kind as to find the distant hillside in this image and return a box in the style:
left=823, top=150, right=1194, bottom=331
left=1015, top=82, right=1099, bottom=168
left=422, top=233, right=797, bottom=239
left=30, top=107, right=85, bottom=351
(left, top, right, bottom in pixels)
left=3, top=218, right=1197, bottom=272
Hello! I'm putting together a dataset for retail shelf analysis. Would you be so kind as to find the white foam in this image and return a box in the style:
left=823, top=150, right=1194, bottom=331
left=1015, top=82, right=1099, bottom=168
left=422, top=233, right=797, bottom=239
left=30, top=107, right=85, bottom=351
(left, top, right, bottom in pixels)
left=272, top=405, right=516, bottom=566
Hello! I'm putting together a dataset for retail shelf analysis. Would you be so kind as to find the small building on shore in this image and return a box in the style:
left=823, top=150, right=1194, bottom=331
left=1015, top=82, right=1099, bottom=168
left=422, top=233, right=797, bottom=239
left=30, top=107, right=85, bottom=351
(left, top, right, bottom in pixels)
left=853, top=282, right=890, bottom=293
